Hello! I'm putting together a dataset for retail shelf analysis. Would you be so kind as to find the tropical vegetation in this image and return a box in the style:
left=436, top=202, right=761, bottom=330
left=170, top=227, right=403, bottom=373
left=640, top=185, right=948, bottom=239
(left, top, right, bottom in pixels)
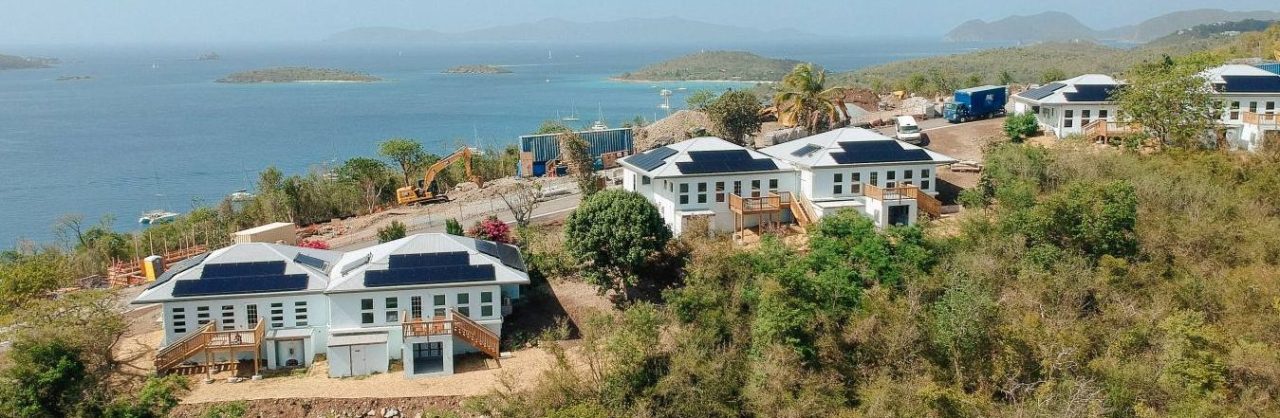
left=772, top=63, right=848, bottom=133
left=705, top=90, right=763, bottom=145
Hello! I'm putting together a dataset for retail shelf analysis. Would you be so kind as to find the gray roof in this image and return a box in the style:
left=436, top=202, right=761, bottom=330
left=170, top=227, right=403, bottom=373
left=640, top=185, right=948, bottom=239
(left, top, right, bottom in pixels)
left=760, top=128, right=957, bottom=168
left=327, top=234, right=530, bottom=293
left=132, top=243, right=342, bottom=304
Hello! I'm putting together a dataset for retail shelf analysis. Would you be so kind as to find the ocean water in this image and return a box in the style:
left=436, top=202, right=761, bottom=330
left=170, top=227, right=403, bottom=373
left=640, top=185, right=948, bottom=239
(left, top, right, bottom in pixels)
left=0, top=40, right=1001, bottom=243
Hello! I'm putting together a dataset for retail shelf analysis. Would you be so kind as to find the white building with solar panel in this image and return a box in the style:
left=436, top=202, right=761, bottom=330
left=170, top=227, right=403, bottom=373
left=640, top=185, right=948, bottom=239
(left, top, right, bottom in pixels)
left=620, top=129, right=957, bottom=236
left=619, top=137, right=800, bottom=235
left=132, top=233, right=529, bottom=379
left=761, top=128, right=957, bottom=227
left=1200, top=64, right=1280, bottom=151
left=1011, top=74, right=1124, bottom=138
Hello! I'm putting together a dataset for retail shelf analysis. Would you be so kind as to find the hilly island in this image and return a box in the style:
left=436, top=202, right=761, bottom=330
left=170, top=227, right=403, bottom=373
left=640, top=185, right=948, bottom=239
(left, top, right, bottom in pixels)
left=216, top=67, right=380, bottom=83
left=616, top=51, right=802, bottom=82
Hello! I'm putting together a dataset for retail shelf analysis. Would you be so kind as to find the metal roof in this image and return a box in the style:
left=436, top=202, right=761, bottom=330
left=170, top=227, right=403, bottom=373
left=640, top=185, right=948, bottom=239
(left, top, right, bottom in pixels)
left=328, top=331, right=389, bottom=347
left=132, top=243, right=342, bottom=303
left=760, top=128, right=957, bottom=168
left=618, top=137, right=795, bottom=178
left=328, top=234, right=530, bottom=293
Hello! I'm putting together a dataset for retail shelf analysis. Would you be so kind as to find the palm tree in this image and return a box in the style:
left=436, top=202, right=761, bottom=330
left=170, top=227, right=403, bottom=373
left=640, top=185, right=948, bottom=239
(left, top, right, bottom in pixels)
left=772, top=63, right=849, bottom=134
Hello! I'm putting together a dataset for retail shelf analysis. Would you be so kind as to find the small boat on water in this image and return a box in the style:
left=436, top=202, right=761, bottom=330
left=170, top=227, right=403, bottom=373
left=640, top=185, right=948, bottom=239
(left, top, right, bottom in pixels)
left=228, top=189, right=255, bottom=202
left=139, top=210, right=179, bottom=225
left=589, top=120, right=608, bottom=131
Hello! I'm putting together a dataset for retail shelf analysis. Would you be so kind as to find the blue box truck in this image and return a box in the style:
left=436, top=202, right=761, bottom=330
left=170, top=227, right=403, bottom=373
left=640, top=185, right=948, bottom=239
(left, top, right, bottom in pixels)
left=944, top=85, right=1007, bottom=123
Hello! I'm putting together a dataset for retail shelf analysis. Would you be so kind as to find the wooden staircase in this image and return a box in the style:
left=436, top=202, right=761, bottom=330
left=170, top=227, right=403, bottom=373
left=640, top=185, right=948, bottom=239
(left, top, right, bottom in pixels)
left=154, top=323, right=215, bottom=373
left=402, top=309, right=501, bottom=363
left=154, top=321, right=265, bottom=376
left=789, top=193, right=817, bottom=228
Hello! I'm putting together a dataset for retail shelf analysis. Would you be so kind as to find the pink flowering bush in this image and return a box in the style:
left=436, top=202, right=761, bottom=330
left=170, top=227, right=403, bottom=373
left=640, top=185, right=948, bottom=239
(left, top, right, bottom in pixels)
left=298, top=239, right=330, bottom=250
left=467, top=216, right=512, bottom=243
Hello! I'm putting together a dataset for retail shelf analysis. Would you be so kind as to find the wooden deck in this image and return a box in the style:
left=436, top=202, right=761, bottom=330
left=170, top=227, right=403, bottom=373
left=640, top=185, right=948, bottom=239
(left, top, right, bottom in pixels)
left=402, top=309, right=501, bottom=362
left=108, top=245, right=208, bottom=287
left=863, top=184, right=943, bottom=218
left=1083, top=119, right=1142, bottom=142
left=1244, top=111, right=1280, bottom=129
left=154, top=320, right=265, bottom=377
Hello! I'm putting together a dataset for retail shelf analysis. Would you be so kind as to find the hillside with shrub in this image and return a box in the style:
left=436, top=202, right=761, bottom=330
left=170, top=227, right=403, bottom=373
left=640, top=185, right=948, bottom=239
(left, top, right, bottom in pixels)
left=617, top=51, right=802, bottom=82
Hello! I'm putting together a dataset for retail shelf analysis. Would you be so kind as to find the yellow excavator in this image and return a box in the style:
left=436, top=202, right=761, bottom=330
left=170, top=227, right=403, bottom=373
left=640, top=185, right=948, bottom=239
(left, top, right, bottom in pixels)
left=396, top=147, right=484, bottom=206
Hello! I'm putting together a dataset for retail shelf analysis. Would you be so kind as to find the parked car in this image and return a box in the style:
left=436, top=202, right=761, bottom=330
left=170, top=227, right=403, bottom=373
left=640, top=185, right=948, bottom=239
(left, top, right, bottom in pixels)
left=895, top=116, right=923, bottom=143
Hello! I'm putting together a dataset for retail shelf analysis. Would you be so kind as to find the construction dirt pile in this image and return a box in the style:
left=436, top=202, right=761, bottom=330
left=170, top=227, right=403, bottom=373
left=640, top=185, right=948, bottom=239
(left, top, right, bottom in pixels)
left=169, top=396, right=466, bottom=418
left=636, top=109, right=711, bottom=152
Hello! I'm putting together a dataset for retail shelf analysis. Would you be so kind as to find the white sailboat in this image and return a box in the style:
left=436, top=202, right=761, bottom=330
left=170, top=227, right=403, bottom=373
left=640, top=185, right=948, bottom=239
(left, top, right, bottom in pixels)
left=139, top=174, right=180, bottom=225
left=589, top=105, right=608, bottom=131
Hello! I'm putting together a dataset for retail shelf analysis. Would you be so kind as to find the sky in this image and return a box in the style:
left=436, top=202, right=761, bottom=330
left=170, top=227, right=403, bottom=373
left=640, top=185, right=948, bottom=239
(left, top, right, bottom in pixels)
left=2, top=0, right=1279, bottom=44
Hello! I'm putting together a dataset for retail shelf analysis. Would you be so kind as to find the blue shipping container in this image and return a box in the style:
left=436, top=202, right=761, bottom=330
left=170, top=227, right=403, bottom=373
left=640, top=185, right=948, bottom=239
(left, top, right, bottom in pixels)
left=518, top=128, right=634, bottom=176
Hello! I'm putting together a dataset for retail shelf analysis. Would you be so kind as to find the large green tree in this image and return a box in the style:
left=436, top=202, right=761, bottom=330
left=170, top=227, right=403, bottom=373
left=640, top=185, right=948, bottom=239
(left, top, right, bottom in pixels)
left=773, top=63, right=848, bottom=134
left=705, top=90, right=763, bottom=145
left=1114, top=54, right=1223, bottom=148
left=378, top=138, right=427, bottom=186
left=339, top=157, right=392, bottom=214
left=563, top=190, right=671, bottom=297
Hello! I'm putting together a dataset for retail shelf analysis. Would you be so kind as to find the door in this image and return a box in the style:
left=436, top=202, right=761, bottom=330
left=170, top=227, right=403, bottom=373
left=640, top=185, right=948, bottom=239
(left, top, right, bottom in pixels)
left=350, top=345, right=368, bottom=376
left=888, top=205, right=911, bottom=226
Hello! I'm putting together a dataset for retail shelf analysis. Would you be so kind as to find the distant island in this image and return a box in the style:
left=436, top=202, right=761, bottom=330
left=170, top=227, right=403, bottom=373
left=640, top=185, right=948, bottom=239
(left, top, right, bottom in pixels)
left=945, top=8, right=1280, bottom=43
left=443, top=64, right=512, bottom=74
left=616, top=51, right=802, bottom=82
left=56, top=75, right=92, bottom=82
left=216, top=67, right=380, bottom=83
left=0, top=54, right=58, bottom=70
left=325, top=17, right=819, bottom=45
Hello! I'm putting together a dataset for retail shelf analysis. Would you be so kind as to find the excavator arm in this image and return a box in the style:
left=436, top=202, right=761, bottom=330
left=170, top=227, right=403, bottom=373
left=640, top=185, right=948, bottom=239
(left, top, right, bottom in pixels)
left=395, top=147, right=483, bottom=206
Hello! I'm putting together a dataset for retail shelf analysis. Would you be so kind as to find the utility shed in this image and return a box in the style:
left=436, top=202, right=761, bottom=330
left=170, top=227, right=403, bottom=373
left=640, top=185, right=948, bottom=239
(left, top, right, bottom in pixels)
left=327, top=332, right=390, bottom=378
left=232, top=222, right=296, bottom=245
left=518, top=128, right=634, bottom=177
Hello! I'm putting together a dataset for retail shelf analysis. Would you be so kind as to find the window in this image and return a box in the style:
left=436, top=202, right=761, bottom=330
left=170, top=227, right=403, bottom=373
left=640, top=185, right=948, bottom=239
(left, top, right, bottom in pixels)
left=833, top=173, right=843, bottom=195
left=921, top=169, right=930, bottom=179
left=1267, top=102, right=1276, bottom=112
left=246, top=304, right=258, bottom=326
left=433, top=294, right=447, bottom=317
left=1231, top=101, right=1240, bottom=120
left=887, top=171, right=896, bottom=181
left=715, top=182, right=725, bottom=202
left=1250, top=102, right=1259, bottom=113
left=458, top=293, right=470, bottom=305
left=196, top=306, right=210, bottom=325
left=171, top=308, right=187, bottom=334
left=221, top=305, right=236, bottom=327
left=385, top=297, right=397, bottom=309
left=1064, top=109, right=1074, bottom=128
left=385, top=311, right=398, bottom=323
left=1082, top=110, right=1091, bottom=119
left=922, top=180, right=931, bottom=190
left=641, top=176, right=651, bottom=185
left=851, top=173, right=862, bottom=194
left=679, top=183, right=689, bottom=205
left=294, top=301, right=308, bottom=327
left=1099, top=110, right=1109, bottom=119
left=411, top=296, right=422, bottom=319
left=751, top=180, right=761, bottom=197
left=870, top=172, right=879, bottom=186
left=1064, top=118, right=1074, bottom=128
left=481, top=292, right=495, bottom=317
left=270, top=302, right=284, bottom=328
left=382, top=297, right=397, bottom=323
left=696, top=182, right=707, bottom=204
left=904, top=170, right=913, bottom=179
left=458, top=306, right=471, bottom=317
left=360, top=298, right=374, bottom=324
left=768, top=178, right=778, bottom=193
left=733, top=181, right=742, bottom=196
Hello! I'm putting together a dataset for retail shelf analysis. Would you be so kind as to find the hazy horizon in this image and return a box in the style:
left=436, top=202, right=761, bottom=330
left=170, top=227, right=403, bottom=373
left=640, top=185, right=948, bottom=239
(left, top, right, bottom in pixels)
left=2, top=0, right=1279, bottom=45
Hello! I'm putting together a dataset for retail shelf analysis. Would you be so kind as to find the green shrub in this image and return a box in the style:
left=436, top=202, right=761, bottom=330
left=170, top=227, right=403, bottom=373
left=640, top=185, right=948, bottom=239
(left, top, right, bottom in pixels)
left=377, top=220, right=407, bottom=243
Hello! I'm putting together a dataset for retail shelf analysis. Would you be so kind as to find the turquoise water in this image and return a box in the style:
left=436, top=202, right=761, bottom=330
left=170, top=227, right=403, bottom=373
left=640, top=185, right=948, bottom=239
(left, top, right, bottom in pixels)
left=0, top=40, right=1001, bottom=242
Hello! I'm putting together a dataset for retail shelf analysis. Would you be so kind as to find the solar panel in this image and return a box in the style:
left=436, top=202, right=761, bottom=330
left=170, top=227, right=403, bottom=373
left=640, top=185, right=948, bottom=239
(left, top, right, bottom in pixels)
left=364, top=265, right=496, bottom=287
left=201, top=261, right=285, bottom=279
left=791, top=144, right=823, bottom=157
left=1018, top=82, right=1065, bottom=100
left=340, top=253, right=372, bottom=276
left=1220, top=75, right=1280, bottom=93
left=172, top=274, right=309, bottom=297
left=830, top=140, right=932, bottom=164
left=1063, top=84, right=1120, bottom=102
left=473, top=239, right=526, bottom=271
left=388, top=252, right=470, bottom=269
left=294, top=253, right=329, bottom=272
left=623, top=146, right=677, bottom=171
left=675, top=149, right=780, bottom=174
left=146, top=252, right=209, bottom=290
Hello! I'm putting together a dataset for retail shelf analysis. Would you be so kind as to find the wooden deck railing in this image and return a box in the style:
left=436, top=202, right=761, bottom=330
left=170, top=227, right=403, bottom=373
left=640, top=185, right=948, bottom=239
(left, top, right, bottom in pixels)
left=108, top=245, right=208, bottom=287
left=1083, top=119, right=1141, bottom=140
left=863, top=184, right=943, bottom=218
left=154, top=322, right=215, bottom=372
left=729, top=192, right=787, bottom=214
left=1243, top=111, right=1280, bottom=128
left=206, top=320, right=265, bottom=349
left=402, top=309, right=501, bottom=361
left=789, top=193, right=816, bottom=227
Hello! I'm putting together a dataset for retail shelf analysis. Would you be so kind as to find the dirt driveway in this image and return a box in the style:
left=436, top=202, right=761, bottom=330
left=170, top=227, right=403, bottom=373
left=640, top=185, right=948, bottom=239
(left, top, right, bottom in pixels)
left=877, top=117, right=1005, bottom=195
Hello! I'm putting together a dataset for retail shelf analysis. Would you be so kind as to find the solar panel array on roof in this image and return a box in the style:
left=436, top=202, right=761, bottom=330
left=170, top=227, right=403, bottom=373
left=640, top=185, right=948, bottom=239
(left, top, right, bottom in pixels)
left=201, top=261, right=285, bottom=279
left=172, top=274, right=309, bottom=297
left=1019, top=82, right=1066, bottom=100
left=340, top=254, right=372, bottom=276
left=146, top=252, right=209, bottom=290
left=364, top=265, right=496, bottom=287
left=476, top=239, right=528, bottom=271
left=675, top=149, right=779, bottom=174
left=1063, top=84, right=1120, bottom=102
left=294, top=253, right=330, bottom=272
left=791, top=144, right=823, bottom=157
left=363, top=250, right=497, bottom=287
left=830, top=140, right=931, bottom=164
left=623, top=146, right=677, bottom=171
left=389, top=252, right=470, bottom=269
left=1220, top=75, right=1280, bottom=93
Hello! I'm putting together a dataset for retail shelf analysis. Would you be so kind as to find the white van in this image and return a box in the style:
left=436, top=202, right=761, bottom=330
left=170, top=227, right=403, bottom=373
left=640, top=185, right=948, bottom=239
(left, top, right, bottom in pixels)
left=895, top=116, right=922, bottom=144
